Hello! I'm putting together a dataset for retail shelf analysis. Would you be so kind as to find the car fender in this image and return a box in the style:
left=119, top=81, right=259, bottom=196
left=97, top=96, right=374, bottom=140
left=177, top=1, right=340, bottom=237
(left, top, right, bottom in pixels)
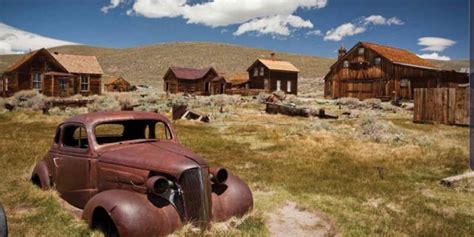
left=211, top=174, right=253, bottom=221
left=31, top=160, right=51, bottom=190
left=82, top=190, right=182, bottom=237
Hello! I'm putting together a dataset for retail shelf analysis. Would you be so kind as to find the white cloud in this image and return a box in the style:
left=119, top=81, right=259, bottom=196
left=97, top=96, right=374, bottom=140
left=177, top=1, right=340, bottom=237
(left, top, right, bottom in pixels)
left=417, top=37, right=456, bottom=52
left=364, top=15, right=404, bottom=26
left=102, top=0, right=327, bottom=36
left=323, top=15, right=404, bottom=41
left=306, top=29, right=323, bottom=36
left=0, top=22, right=78, bottom=55
left=324, top=23, right=366, bottom=41
left=101, top=0, right=123, bottom=13
left=233, top=15, right=313, bottom=36
left=417, top=52, right=451, bottom=61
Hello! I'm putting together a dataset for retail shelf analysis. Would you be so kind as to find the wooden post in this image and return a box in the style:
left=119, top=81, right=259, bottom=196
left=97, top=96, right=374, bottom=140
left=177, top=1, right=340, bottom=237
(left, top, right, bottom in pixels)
left=51, top=75, right=54, bottom=97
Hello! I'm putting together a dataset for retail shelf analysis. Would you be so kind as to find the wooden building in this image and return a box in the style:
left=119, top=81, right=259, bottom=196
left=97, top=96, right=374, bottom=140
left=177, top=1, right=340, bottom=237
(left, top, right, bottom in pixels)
left=247, top=53, right=299, bottom=95
left=1, top=48, right=103, bottom=97
left=227, top=72, right=250, bottom=89
left=163, top=67, right=228, bottom=95
left=324, top=42, right=468, bottom=100
left=104, top=76, right=131, bottom=92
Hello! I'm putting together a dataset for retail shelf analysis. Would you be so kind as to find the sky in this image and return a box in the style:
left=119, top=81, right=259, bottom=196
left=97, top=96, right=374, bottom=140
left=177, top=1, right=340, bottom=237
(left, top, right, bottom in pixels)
left=0, top=0, right=469, bottom=60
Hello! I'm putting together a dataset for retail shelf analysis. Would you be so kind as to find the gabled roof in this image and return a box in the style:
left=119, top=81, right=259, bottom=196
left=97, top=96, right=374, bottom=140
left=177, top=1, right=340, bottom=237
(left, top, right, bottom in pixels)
left=250, top=59, right=299, bottom=72
left=331, top=42, right=436, bottom=70
left=104, top=76, right=129, bottom=85
left=51, top=52, right=103, bottom=74
left=168, top=66, right=216, bottom=80
left=4, top=48, right=103, bottom=74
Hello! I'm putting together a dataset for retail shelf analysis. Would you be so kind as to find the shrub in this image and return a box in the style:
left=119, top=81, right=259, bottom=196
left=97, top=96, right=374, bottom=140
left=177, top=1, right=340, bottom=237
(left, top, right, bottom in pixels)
left=10, top=90, right=46, bottom=111
left=362, top=98, right=383, bottom=109
left=359, top=116, right=405, bottom=144
left=335, top=97, right=360, bottom=108
left=87, top=94, right=121, bottom=112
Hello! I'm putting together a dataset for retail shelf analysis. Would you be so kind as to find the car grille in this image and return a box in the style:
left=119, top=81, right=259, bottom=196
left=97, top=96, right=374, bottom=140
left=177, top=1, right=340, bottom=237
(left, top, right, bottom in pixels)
left=180, top=167, right=211, bottom=226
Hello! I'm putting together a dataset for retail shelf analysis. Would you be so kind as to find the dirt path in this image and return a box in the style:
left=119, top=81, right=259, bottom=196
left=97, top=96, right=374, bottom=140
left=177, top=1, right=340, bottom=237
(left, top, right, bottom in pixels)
left=267, top=201, right=338, bottom=237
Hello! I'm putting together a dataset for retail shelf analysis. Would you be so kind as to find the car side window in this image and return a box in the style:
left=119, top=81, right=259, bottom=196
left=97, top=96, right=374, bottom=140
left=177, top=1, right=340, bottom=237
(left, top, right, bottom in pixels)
left=62, top=125, right=89, bottom=149
left=145, top=121, right=172, bottom=140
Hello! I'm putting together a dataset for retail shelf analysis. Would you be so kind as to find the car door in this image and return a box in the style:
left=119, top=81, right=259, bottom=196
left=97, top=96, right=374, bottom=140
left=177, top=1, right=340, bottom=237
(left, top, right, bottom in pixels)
left=55, top=123, right=95, bottom=208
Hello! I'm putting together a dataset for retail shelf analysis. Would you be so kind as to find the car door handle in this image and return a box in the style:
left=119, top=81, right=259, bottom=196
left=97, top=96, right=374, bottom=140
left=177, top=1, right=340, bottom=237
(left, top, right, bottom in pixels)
left=53, top=157, right=60, bottom=168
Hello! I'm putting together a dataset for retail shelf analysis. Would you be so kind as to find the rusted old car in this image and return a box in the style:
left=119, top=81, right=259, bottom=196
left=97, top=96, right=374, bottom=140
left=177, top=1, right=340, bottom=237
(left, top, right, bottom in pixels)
left=31, top=111, right=253, bottom=236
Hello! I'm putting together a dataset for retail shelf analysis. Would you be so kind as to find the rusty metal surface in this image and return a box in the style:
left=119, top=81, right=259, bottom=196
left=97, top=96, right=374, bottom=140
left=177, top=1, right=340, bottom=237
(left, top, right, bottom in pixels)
left=31, top=111, right=253, bottom=236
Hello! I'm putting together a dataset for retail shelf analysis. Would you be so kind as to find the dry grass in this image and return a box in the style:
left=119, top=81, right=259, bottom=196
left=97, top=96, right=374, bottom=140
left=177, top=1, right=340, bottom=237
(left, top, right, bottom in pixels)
left=0, top=94, right=472, bottom=236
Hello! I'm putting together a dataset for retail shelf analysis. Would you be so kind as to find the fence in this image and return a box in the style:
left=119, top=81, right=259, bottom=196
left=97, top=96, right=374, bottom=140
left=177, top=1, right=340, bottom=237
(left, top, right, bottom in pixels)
left=413, top=87, right=469, bottom=126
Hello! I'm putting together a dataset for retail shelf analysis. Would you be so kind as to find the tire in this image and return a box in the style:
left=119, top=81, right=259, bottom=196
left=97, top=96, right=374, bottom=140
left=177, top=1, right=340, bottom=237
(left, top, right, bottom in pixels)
left=0, top=204, right=8, bottom=237
left=91, top=208, right=118, bottom=237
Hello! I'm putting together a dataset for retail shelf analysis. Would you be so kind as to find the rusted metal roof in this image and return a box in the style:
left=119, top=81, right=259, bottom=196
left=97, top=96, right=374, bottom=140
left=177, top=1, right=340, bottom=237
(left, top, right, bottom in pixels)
left=227, top=72, right=249, bottom=85
left=169, top=67, right=216, bottom=80
left=361, top=42, right=435, bottom=69
left=256, top=59, right=300, bottom=72
left=4, top=48, right=103, bottom=74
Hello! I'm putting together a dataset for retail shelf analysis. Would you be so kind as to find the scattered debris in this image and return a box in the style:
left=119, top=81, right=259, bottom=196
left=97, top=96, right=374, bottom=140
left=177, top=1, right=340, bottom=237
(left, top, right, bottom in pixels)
left=172, top=105, right=211, bottom=122
left=440, top=171, right=474, bottom=187
left=42, top=98, right=95, bottom=114
left=265, top=103, right=339, bottom=119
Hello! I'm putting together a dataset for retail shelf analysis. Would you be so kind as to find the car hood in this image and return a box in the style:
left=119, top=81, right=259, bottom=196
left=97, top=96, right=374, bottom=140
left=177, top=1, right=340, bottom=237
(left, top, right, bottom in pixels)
left=98, top=141, right=208, bottom=178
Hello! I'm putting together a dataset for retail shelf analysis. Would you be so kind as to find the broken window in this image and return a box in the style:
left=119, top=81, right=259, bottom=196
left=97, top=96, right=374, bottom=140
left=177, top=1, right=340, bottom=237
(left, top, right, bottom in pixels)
left=358, top=47, right=365, bottom=55
left=287, top=81, right=291, bottom=92
left=400, top=79, right=409, bottom=87
left=59, top=78, right=68, bottom=91
left=264, top=79, right=270, bottom=89
left=94, top=120, right=172, bottom=145
left=253, top=68, right=258, bottom=76
left=276, top=80, right=281, bottom=91
left=259, top=67, right=264, bottom=76
left=32, top=73, right=42, bottom=90
left=343, top=60, right=350, bottom=68
left=62, top=125, right=88, bottom=149
left=81, top=75, right=90, bottom=92
left=374, top=57, right=381, bottom=66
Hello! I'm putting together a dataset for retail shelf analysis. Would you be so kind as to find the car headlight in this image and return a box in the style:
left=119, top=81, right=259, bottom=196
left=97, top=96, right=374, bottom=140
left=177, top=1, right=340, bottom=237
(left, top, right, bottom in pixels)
left=146, top=176, right=173, bottom=195
left=209, top=167, right=228, bottom=184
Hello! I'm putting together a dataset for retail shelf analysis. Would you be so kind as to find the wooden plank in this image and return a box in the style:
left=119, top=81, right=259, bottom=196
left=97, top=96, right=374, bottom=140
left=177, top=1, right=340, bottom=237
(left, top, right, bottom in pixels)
left=448, top=88, right=456, bottom=124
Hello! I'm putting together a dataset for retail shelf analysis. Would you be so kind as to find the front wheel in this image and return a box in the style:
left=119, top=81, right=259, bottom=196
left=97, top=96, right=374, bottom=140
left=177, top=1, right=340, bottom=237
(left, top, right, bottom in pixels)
left=0, top=203, right=8, bottom=237
left=91, top=208, right=118, bottom=237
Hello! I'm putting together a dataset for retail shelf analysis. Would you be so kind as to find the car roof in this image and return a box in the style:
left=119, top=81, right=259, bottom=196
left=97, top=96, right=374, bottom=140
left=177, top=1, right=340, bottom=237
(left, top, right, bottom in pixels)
left=64, top=111, right=170, bottom=126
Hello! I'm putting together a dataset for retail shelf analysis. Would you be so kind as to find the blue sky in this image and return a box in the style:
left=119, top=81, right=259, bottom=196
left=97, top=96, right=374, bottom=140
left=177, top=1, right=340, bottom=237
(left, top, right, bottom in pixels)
left=0, top=0, right=469, bottom=60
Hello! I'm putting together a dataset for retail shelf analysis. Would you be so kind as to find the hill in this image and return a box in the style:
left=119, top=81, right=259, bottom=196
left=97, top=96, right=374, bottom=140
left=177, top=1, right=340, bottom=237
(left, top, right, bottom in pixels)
left=0, top=42, right=469, bottom=89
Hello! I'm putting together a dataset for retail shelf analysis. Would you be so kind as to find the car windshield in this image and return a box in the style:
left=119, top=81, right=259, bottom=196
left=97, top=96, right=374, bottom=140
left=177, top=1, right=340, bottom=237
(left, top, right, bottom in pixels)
left=94, top=119, right=172, bottom=145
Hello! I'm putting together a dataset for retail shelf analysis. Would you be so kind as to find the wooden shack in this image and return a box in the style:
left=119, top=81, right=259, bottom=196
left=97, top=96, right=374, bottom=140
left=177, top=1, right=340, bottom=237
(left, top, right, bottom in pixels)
left=1, top=48, right=103, bottom=97
left=324, top=42, right=468, bottom=100
left=247, top=53, right=299, bottom=95
left=163, top=67, right=227, bottom=95
left=104, top=76, right=131, bottom=92
left=413, top=86, right=469, bottom=126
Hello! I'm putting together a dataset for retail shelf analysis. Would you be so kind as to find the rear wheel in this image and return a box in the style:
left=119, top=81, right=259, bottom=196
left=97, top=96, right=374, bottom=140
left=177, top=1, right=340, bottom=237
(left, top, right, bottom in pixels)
left=91, top=208, right=118, bottom=237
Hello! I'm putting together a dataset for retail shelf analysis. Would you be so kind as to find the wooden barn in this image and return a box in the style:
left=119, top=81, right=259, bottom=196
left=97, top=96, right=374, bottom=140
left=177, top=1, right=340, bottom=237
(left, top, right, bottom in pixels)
left=163, top=67, right=228, bottom=95
left=104, top=76, right=131, bottom=92
left=1, top=48, right=103, bottom=97
left=324, top=42, right=468, bottom=100
left=247, top=53, right=299, bottom=95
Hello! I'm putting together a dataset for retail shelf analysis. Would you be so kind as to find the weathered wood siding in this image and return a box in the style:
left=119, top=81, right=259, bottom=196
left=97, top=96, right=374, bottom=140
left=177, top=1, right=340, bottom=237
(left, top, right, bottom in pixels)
left=163, top=70, right=220, bottom=95
left=325, top=44, right=440, bottom=100
left=414, top=87, right=469, bottom=126
left=248, top=61, right=298, bottom=95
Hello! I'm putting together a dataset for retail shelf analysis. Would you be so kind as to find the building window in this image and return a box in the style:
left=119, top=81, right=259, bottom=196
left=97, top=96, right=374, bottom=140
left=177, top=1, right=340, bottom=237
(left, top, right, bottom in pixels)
left=81, top=75, right=90, bottom=92
left=287, top=81, right=291, bottom=92
left=358, top=47, right=365, bottom=55
left=59, top=78, right=68, bottom=91
left=276, top=80, right=281, bottom=91
left=374, top=57, right=381, bottom=66
left=400, top=79, right=409, bottom=87
left=343, top=60, right=350, bottom=68
left=259, top=67, right=264, bottom=76
left=264, top=78, right=270, bottom=90
left=253, top=68, right=258, bottom=76
left=4, top=78, right=8, bottom=91
left=32, top=73, right=42, bottom=90
left=0, top=79, right=3, bottom=92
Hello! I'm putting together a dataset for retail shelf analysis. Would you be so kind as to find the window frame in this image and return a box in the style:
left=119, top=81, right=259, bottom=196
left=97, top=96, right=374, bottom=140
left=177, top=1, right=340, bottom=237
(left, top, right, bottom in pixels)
left=253, top=68, right=258, bottom=76
left=343, top=60, right=350, bottom=68
left=32, top=73, right=42, bottom=91
left=59, top=78, right=68, bottom=91
left=59, top=123, right=90, bottom=153
left=80, top=75, right=90, bottom=92
left=374, top=57, right=381, bottom=66
left=259, top=67, right=264, bottom=76
left=358, top=47, right=365, bottom=55
left=4, top=78, right=8, bottom=91
left=287, top=80, right=291, bottom=92
left=276, top=80, right=281, bottom=91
